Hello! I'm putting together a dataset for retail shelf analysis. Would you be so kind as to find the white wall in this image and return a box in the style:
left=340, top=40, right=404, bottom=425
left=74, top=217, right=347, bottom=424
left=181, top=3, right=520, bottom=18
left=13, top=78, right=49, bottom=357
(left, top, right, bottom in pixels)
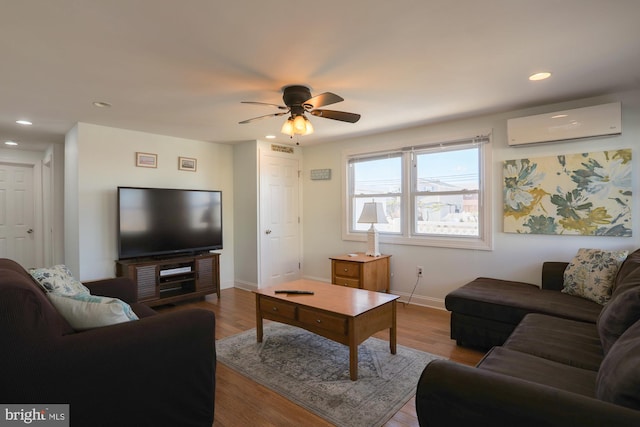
left=233, top=140, right=259, bottom=286
left=301, top=90, right=640, bottom=308
left=65, top=123, right=235, bottom=291
left=64, top=125, right=80, bottom=275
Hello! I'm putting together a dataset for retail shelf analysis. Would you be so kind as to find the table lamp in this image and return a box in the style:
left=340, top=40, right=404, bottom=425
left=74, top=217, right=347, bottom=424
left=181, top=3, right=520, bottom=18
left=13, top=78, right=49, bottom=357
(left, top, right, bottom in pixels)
left=357, top=202, right=388, bottom=256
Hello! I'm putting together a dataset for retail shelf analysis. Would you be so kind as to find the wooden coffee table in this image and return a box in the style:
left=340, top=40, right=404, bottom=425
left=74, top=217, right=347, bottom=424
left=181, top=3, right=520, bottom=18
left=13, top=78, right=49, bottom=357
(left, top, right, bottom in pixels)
left=254, top=279, right=399, bottom=380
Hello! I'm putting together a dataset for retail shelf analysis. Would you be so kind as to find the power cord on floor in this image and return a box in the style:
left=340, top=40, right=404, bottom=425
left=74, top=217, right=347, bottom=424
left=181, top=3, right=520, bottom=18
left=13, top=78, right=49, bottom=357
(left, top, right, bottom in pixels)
left=403, top=275, right=421, bottom=306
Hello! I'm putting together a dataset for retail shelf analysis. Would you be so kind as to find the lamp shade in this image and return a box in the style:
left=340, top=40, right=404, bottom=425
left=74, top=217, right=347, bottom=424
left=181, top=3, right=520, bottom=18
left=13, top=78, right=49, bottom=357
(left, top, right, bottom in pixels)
left=357, top=202, right=388, bottom=224
left=293, top=115, right=307, bottom=133
left=281, top=115, right=314, bottom=136
left=281, top=118, right=294, bottom=136
left=303, top=118, right=314, bottom=135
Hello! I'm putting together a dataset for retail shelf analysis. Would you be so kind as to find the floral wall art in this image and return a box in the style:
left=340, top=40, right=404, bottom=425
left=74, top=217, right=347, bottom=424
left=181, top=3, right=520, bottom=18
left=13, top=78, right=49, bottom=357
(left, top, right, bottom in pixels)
left=503, top=149, right=632, bottom=236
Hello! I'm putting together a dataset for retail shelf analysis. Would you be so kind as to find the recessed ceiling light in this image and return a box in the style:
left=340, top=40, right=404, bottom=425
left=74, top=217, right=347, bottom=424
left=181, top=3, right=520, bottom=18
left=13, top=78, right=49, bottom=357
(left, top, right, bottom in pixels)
left=265, top=135, right=276, bottom=139
left=4, top=141, right=18, bottom=146
left=92, top=101, right=112, bottom=108
left=529, top=72, right=551, bottom=81
left=16, top=120, right=32, bottom=126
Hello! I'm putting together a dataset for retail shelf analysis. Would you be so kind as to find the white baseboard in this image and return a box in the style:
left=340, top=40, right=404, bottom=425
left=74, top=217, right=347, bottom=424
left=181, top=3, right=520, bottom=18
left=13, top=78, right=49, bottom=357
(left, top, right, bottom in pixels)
left=389, top=291, right=446, bottom=310
left=220, top=279, right=235, bottom=290
left=301, top=275, right=331, bottom=283
left=233, top=280, right=258, bottom=292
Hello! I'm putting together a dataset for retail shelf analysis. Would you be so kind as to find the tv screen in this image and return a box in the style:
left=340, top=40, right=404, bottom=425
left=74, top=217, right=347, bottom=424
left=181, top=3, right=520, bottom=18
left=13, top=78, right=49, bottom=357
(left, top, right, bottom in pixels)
left=117, top=187, right=223, bottom=259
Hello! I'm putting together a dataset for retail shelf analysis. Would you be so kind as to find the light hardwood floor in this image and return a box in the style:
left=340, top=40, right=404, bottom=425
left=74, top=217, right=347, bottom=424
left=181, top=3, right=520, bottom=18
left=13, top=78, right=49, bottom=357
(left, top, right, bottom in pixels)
left=157, top=288, right=485, bottom=427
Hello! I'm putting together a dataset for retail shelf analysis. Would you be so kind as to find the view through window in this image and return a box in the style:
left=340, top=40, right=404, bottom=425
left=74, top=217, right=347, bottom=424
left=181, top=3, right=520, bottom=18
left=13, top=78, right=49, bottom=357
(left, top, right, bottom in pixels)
left=346, top=135, right=491, bottom=249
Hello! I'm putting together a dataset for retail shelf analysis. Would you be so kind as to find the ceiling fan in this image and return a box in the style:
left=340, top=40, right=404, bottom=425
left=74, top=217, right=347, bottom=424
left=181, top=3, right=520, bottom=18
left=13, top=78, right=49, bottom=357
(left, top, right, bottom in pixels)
left=239, top=85, right=361, bottom=137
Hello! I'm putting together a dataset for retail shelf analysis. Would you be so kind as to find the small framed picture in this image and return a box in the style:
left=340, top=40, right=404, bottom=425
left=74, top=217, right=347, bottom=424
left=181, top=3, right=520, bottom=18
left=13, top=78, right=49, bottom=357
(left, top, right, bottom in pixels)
left=136, top=152, right=157, bottom=168
left=179, top=157, right=197, bottom=172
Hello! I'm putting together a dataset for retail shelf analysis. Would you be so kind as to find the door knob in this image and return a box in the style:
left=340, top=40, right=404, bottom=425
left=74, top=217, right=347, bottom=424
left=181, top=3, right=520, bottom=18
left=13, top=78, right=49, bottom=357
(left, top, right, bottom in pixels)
left=27, top=229, right=33, bottom=234
left=265, top=229, right=272, bottom=234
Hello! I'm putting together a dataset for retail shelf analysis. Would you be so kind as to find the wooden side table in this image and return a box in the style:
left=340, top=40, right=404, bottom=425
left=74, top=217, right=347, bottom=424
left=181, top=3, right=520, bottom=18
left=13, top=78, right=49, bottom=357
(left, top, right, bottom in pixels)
left=330, top=252, right=391, bottom=293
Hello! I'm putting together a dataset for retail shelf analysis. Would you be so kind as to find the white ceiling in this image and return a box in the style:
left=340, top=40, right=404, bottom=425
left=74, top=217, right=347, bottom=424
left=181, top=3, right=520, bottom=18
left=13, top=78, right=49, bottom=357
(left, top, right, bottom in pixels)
left=1, top=1, right=640, bottom=150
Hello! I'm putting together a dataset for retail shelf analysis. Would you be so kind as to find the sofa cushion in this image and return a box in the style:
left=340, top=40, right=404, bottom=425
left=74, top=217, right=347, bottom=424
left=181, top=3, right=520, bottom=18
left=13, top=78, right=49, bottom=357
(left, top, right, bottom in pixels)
left=446, top=278, right=603, bottom=325
left=597, top=284, right=640, bottom=354
left=596, top=319, right=640, bottom=410
left=47, top=293, right=138, bottom=331
left=504, top=313, right=603, bottom=371
left=562, top=248, right=628, bottom=305
left=613, top=248, right=640, bottom=292
left=29, top=264, right=90, bottom=296
left=478, top=346, right=597, bottom=397
left=611, top=256, right=640, bottom=299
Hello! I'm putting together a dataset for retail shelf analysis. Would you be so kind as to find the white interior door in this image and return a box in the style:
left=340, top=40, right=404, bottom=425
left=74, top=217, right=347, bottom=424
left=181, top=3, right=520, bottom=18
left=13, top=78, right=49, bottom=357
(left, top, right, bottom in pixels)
left=259, top=154, right=301, bottom=287
left=0, top=163, right=36, bottom=268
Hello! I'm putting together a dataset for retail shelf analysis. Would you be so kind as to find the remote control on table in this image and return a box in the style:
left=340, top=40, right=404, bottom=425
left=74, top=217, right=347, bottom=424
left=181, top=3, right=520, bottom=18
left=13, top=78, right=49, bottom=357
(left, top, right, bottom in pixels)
left=274, top=290, right=315, bottom=295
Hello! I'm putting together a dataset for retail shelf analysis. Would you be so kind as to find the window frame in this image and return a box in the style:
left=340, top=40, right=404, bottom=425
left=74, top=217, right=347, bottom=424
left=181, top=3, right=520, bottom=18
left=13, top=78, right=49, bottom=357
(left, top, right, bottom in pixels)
left=342, top=133, right=493, bottom=251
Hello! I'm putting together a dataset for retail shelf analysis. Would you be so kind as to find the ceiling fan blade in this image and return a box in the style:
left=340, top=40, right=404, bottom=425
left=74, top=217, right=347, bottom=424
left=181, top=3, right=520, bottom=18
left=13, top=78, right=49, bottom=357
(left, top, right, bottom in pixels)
left=303, top=92, right=344, bottom=109
left=241, top=101, right=288, bottom=110
left=239, top=112, right=288, bottom=124
left=310, top=109, right=361, bottom=123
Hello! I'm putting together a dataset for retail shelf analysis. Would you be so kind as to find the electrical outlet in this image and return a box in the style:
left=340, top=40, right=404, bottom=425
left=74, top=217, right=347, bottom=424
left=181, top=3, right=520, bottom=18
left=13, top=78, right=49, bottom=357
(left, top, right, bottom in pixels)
left=416, top=266, right=423, bottom=277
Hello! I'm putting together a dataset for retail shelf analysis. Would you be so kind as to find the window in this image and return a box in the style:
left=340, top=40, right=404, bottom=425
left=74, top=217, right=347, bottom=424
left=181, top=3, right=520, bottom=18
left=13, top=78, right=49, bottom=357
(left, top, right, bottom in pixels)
left=413, top=146, right=479, bottom=237
left=350, top=154, right=402, bottom=234
left=345, top=134, right=492, bottom=250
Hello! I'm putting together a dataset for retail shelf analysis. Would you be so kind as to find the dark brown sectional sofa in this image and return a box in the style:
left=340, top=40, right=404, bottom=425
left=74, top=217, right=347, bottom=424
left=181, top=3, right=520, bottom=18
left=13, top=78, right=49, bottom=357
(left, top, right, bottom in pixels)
left=0, top=258, right=216, bottom=426
left=416, top=249, right=640, bottom=426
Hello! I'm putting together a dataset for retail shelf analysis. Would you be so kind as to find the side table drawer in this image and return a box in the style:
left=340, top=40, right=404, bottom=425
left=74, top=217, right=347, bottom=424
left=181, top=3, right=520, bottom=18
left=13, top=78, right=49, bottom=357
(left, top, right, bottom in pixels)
left=261, top=299, right=296, bottom=320
left=333, top=261, right=360, bottom=279
left=299, top=308, right=347, bottom=335
left=333, top=277, right=360, bottom=288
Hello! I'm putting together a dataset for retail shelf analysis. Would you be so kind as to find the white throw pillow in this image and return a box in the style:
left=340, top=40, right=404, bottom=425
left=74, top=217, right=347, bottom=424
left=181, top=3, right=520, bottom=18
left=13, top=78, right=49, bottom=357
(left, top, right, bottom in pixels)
left=47, top=293, right=138, bottom=331
left=29, top=264, right=90, bottom=296
left=562, top=248, right=628, bottom=305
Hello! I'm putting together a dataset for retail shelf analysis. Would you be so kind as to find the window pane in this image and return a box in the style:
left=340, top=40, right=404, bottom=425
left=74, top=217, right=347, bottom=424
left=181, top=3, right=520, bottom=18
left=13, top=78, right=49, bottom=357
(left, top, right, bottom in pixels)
left=352, top=156, right=402, bottom=195
left=416, top=148, right=478, bottom=192
left=353, top=196, right=401, bottom=233
left=415, top=194, right=479, bottom=236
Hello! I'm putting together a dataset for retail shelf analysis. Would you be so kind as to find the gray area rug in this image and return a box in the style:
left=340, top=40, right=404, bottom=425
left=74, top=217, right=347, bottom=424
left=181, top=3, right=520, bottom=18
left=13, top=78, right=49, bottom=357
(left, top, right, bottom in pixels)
left=216, top=323, right=442, bottom=427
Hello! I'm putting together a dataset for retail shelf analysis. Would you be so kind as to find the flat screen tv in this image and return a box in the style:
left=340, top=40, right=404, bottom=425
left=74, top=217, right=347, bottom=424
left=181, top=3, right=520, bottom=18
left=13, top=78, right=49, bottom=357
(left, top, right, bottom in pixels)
left=117, top=187, right=223, bottom=260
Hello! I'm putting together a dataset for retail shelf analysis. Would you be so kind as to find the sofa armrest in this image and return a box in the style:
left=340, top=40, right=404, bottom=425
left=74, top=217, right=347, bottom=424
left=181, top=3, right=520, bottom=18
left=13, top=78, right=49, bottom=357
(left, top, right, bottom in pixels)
left=84, top=277, right=138, bottom=303
left=541, top=262, right=568, bottom=291
left=4, top=308, right=216, bottom=426
left=416, top=360, right=640, bottom=427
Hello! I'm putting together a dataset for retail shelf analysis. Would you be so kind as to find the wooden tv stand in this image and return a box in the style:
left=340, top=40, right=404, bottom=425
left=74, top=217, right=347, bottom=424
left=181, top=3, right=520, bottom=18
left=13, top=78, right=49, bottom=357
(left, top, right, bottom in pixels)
left=115, top=253, right=220, bottom=307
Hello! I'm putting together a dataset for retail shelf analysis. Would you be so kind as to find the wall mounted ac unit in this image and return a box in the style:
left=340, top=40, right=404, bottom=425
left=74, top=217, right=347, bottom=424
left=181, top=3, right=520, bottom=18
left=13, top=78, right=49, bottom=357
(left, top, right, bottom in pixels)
left=507, top=102, right=621, bottom=146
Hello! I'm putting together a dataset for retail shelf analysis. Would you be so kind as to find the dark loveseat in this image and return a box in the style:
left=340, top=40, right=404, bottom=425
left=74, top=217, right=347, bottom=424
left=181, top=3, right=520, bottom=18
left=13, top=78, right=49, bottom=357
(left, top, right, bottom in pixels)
left=416, top=249, right=640, bottom=426
left=0, top=258, right=216, bottom=427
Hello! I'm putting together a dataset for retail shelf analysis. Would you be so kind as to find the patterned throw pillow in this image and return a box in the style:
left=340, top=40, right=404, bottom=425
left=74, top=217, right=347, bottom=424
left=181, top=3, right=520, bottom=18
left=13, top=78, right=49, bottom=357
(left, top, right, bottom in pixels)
left=30, top=264, right=138, bottom=330
left=47, top=294, right=137, bottom=331
left=562, top=248, right=629, bottom=305
left=71, top=293, right=139, bottom=321
left=29, top=264, right=91, bottom=296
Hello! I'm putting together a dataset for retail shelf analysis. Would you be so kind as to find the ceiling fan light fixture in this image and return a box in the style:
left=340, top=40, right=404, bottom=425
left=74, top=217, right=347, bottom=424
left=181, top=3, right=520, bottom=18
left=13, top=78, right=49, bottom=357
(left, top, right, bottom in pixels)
left=303, top=117, right=314, bottom=135
left=281, top=118, right=294, bottom=136
left=293, top=115, right=307, bottom=133
left=281, top=115, right=314, bottom=136
left=243, top=84, right=356, bottom=136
